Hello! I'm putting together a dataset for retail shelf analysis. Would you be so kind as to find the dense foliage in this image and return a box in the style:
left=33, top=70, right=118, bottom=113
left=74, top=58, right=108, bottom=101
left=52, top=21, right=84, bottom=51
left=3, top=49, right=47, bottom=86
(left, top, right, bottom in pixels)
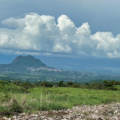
left=9, top=79, right=120, bottom=90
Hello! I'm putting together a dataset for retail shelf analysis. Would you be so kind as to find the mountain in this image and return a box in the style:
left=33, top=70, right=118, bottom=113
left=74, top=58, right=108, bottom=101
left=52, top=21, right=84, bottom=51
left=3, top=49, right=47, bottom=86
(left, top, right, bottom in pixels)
left=0, top=55, right=120, bottom=83
left=0, top=55, right=47, bottom=73
left=12, top=55, right=46, bottom=68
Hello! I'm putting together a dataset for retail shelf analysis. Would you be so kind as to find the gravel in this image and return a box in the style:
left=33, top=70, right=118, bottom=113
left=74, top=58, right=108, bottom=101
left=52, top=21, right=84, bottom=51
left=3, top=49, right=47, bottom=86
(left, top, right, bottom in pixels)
left=0, top=103, right=120, bottom=120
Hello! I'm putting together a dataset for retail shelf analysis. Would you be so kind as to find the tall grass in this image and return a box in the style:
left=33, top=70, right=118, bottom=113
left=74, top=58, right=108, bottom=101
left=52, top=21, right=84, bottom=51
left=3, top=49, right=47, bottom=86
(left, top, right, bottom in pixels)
left=0, top=84, right=120, bottom=115
left=1, top=87, right=119, bottom=113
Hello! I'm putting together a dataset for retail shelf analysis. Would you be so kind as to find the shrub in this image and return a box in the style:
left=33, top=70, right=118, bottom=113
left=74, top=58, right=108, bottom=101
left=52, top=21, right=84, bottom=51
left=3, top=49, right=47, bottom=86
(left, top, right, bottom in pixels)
left=72, top=84, right=80, bottom=88
left=67, top=81, right=74, bottom=86
left=9, top=99, right=23, bottom=113
left=58, top=81, right=64, bottom=87
left=39, top=81, right=53, bottom=87
left=105, top=87, right=118, bottom=90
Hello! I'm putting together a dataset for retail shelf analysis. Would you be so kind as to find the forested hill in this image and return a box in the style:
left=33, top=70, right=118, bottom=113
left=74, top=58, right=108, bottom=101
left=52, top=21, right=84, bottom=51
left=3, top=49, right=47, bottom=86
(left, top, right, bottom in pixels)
left=0, top=55, right=48, bottom=73
left=12, top=55, right=47, bottom=68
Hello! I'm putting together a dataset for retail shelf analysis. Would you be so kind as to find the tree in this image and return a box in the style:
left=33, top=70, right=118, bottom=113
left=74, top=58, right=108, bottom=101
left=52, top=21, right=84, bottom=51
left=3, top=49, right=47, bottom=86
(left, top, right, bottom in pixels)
left=58, top=80, right=64, bottom=87
left=103, top=80, right=113, bottom=87
left=67, top=81, right=74, bottom=86
left=13, top=80, right=22, bottom=86
left=103, top=80, right=117, bottom=90
left=22, top=81, right=31, bottom=90
left=39, top=81, right=53, bottom=87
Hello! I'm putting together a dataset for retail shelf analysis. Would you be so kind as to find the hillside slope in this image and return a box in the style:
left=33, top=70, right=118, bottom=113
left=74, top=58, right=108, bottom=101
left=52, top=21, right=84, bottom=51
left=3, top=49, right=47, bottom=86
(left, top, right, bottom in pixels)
left=0, top=55, right=47, bottom=73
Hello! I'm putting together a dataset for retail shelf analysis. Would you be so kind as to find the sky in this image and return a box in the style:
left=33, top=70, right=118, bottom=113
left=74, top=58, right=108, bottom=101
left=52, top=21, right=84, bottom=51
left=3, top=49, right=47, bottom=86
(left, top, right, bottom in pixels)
left=1, top=0, right=120, bottom=61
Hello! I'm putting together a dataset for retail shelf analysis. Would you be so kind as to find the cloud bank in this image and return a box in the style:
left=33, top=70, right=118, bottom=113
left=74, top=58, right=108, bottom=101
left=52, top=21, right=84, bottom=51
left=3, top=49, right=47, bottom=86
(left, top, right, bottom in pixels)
left=0, top=13, right=120, bottom=58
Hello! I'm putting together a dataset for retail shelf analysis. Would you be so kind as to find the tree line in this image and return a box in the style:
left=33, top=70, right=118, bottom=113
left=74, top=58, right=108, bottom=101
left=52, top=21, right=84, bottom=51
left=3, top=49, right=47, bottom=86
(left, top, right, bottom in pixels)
left=8, top=79, right=120, bottom=91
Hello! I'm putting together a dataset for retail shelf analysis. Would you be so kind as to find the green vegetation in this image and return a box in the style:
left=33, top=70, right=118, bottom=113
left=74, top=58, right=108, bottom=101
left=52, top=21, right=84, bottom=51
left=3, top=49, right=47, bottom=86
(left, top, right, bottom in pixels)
left=0, top=80, right=28, bottom=93
left=1, top=55, right=120, bottom=83
left=0, top=79, right=120, bottom=117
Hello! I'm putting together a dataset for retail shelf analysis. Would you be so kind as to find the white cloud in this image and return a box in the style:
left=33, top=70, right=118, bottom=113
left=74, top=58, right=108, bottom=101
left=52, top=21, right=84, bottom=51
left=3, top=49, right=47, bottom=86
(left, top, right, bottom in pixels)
left=15, top=51, right=52, bottom=56
left=2, top=17, right=25, bottom=28
left=57, top=15, right=76, bottom=35
left=0, top=13, right=120, bottom=58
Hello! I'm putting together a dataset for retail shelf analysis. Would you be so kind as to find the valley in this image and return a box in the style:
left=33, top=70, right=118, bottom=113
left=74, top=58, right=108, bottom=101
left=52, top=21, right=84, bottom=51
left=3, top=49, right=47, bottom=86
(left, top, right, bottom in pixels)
left=0, top=55, right=120, bottom=84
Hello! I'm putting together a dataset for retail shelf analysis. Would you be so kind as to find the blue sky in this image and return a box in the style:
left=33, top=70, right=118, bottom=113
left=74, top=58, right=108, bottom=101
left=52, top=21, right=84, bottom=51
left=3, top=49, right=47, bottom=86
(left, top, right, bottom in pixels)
left=1, top=0, right=120, bottom=60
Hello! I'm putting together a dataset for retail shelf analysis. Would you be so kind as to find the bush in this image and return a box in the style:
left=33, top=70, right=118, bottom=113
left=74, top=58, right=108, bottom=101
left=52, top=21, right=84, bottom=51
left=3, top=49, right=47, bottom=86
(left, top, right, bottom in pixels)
left=58, top=81, right=64, bottom=87
left=105, top=87, right=118, bottom=90
left=9, top=99, right=23, bottom=113
left=89, top=82, right=104, bottom=90
left=67, top=81, right=74, bottom=86
left=72, top=84, right=80, bottom=88
left=0, top=106, right=11, bottom=117
left=39, top=81, right=53, bottom=87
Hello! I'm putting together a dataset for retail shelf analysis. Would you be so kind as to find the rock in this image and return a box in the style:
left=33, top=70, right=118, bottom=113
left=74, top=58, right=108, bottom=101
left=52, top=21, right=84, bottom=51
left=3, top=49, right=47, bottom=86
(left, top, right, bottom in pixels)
left=22, top=113, right=26, bottom=116
left=1, top=103, right=120, bottom=120
left=97, top=118, right=103, bottom=120
left=2, top=117, right=8, bottom=120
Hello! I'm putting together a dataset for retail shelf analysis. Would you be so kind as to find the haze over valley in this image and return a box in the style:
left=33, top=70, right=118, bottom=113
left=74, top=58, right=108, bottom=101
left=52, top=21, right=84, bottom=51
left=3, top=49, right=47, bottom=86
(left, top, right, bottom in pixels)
left=0, top=55, right=120, bottom=84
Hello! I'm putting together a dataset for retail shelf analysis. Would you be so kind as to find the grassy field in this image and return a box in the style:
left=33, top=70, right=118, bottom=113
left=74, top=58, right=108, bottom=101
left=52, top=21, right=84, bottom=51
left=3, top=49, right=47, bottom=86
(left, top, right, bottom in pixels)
left=1, top=86, right=120, bottom=114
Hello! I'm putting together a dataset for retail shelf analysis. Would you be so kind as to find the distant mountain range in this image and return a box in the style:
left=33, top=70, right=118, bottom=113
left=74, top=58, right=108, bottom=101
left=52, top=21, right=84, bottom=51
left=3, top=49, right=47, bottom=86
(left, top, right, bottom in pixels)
left=0, top=55, right=120, bottom=83
left=38, top=57, right=120, bottom=75
left=1, top=55, right=120, bottom=75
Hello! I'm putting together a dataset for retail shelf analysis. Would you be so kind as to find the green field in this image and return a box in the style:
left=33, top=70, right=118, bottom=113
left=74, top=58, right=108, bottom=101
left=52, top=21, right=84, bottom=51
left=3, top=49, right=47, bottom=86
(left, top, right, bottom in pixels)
left=1, top=85, right=120, bottom=114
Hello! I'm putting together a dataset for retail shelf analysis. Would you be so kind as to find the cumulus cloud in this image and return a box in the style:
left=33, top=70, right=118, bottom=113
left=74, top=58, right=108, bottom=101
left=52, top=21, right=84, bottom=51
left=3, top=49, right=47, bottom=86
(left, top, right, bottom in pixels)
left=2, top=17, right=25, bottom=28
left=0, top=13, right=120, bottom=58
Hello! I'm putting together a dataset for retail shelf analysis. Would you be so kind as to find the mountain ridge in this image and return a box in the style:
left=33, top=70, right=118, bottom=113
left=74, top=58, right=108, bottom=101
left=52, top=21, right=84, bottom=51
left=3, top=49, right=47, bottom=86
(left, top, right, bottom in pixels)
left=0, top=55, right=48, bottom=73
left=0, top=55, right=120, bottom=83
left=11, top=55, right=47, bottom=68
